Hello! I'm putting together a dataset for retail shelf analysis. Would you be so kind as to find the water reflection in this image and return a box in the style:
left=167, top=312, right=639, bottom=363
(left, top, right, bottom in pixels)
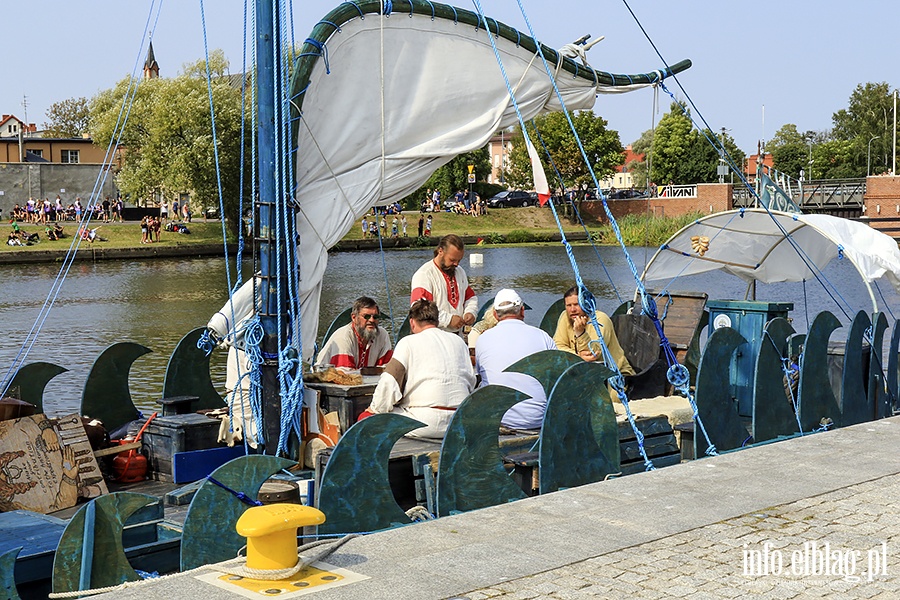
left=1, top=245, right=898, bottom=417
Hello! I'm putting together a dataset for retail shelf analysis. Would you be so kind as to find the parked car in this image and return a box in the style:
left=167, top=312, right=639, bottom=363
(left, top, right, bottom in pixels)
left=607, top=189, right=648, bottom=200
left=487, top=190, right=533, bottom=208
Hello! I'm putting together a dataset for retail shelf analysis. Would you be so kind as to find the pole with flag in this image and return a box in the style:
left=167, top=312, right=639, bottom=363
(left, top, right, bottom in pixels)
left=525, top=136, right=552, bottom=206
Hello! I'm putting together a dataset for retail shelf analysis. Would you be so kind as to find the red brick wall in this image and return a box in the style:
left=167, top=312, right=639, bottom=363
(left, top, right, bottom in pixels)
left=863, top=176, right=900, bottom=208
left=579, top=184, right=734, bottom=222
left=861, top=176, right=900, bottom=238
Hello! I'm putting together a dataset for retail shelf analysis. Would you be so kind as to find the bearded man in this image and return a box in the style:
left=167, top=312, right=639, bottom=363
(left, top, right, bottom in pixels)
left=316, top=296, right=393, bottom=369
left=410, top=234, right=478, bottom=334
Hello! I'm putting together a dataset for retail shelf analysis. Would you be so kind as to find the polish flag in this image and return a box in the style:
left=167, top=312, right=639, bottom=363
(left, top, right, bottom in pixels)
left=526, top=136, right=552, bottom=206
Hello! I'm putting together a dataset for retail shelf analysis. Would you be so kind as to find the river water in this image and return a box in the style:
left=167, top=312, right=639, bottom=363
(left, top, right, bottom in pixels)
left=1, top=244, right=897, bottom=417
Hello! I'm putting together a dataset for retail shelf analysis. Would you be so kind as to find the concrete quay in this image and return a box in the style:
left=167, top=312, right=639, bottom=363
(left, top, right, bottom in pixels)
left=97, top=416, right=900, bottom=599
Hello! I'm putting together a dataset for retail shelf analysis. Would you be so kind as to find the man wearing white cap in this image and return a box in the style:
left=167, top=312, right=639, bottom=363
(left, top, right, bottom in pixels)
left=475, top=288, right=557, bottom=430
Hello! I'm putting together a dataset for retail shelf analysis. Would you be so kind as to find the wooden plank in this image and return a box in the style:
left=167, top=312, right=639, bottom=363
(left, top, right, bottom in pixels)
left=616, top=415, right=672, bottom=440
left=80, top=342, right=150, bottom=434
left=7, top=362, right=67, bottom=414
left=620, top=436, right=681, bottom=462
left=436, top=386, right=529, bottom=516
left=179, top=455, right=294, bottom=571
left=620, top=453, right=681, bottom=475
left=539, top=362, right=620, bottom=494
left=752, top=318, right=800, bottom=442
left=317, top=414, right=423, bottom=536
left=870, top=312, right=890, bottom=419
left=841, top=311, right=871, bottom=426
left=93, top=441, right=141, bottom=458
left=0, top=511, right=66, bottom=584
left=162, top=327, right=224, bottom=411
left=797, top=311, right=842, bottom=430
left=694, top=327, right=751, bottom=454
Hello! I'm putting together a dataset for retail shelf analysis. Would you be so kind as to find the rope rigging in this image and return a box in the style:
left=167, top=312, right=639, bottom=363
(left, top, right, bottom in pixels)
left=472, top=0, right=662, bottom=469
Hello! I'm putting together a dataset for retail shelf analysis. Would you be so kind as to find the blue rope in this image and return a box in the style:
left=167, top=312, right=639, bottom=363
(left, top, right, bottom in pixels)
left=630, top=0, right=857, bottom=325
left=531, top=123, right=623, bottom=305
left=207, top=476, right=263, bottom=507
left=473, top=0, right=656, bottom=470
left=763, top=330, right=805, bottom=436
left=0, top=4, right=159, bottom=397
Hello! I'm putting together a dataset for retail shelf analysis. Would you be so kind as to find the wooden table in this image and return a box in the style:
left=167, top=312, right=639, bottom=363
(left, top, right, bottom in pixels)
left=304, top=376, right=379, bottom=433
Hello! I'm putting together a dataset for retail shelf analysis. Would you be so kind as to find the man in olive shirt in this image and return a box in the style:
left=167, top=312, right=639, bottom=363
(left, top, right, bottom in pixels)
left=553, top=286, right=634, bottom=376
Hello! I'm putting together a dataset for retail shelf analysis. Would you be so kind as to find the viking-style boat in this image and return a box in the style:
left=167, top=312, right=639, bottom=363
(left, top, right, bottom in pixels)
left=1, top=1, right=898, bottom=597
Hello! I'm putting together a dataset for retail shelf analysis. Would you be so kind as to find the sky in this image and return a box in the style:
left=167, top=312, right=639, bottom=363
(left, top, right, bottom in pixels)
left=2, top=1, right=898, bottom=155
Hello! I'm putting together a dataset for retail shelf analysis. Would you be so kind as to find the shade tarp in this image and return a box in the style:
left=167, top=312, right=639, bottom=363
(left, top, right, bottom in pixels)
left=642, top=209, right=900, bottom=296
left=291, top=5, right=683, bottom=360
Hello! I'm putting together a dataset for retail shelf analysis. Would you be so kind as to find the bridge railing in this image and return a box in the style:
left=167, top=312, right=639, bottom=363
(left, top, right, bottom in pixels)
left=731, top=178, right=866, bottom=211
left=800, top=179, right=866, bottom=209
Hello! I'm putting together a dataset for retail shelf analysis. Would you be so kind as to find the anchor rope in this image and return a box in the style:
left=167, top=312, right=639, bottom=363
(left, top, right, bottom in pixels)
left=627, top=0, right=860, bottom=327
left=506, top=0, right=721, bottom=463
left=47, top=534, right=359, bottom=598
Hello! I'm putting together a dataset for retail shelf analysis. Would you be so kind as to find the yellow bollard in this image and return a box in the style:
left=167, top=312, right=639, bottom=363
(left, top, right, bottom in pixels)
left=235, top=504, right=326, bottom=571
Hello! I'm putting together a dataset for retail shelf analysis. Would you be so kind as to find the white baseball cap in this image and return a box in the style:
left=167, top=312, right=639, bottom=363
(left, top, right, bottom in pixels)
left=494, top=288, right=523, bottom=311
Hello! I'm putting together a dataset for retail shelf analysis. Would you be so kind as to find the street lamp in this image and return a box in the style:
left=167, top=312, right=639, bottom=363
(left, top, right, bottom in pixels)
left=868, top=135, right=880, bottom=176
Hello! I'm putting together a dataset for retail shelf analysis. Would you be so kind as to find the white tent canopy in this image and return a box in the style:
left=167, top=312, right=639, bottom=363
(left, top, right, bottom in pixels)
left=641, top=209, right=900, bottom=313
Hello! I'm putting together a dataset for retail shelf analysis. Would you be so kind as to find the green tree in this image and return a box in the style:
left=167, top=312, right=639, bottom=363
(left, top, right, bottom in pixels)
left=682, top=129, right=744, bottom=184
left=402, top=148, right=492, bottom=211
left=42, top=97, right=91, bottom=138
left=768, top=124, right=811, bottom=178
left=650, top=102, right=694, bottom=185
left=645, top=104, right=744, bottom=185
left=811, top=139, right=856, bottom=180
left=503, top=111, right=623, bottom=194
left=90, top=50, right=250, bottom=229
left=832, top=82, right=895, bottom=176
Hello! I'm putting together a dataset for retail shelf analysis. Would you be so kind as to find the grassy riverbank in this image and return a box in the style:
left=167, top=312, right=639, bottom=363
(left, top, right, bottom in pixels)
left=1, top=208, right=701, bottom=257
left=0, top=219, right=230, bottom=253
left=345, top=207, right=703, bottom=247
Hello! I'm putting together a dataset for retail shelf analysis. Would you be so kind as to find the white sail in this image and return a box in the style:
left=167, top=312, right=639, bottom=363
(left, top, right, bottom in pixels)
left=292, top=5, right=682, bottom=360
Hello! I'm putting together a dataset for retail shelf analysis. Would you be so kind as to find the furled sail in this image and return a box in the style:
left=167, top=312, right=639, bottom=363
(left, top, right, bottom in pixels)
left=285, top=1, right=689, bottom=360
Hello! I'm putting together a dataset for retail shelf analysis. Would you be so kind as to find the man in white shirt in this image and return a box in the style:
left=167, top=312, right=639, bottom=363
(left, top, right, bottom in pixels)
left=316, top=296, right=393, bottom=369
left=410, top=234, right=478, bottom=334
left=364, top=299, right=475, bottom=439
left=475, top=288, right=557, bottom=430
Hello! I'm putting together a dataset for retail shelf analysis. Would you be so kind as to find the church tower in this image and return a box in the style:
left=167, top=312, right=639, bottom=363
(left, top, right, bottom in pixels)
left=143, top=41, right=160, bottom=80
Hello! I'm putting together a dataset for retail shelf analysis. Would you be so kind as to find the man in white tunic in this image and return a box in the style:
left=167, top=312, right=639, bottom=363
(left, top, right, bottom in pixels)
left=410, top=234, right=478, bottom=334
left=364, top=300, right=475, bottom=439
left=316, top=296, right=393, bottom=369
left=475, top=289, right=557, bottom=430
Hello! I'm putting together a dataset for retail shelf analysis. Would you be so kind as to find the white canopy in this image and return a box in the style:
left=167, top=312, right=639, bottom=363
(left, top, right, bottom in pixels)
left=641, top=209, right=900, bottom=312
left=291, top=5, right=682, bottom=360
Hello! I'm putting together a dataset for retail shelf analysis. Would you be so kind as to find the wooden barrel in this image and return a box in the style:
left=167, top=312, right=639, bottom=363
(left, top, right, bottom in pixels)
left=258, top=480, right=301, bottom=505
